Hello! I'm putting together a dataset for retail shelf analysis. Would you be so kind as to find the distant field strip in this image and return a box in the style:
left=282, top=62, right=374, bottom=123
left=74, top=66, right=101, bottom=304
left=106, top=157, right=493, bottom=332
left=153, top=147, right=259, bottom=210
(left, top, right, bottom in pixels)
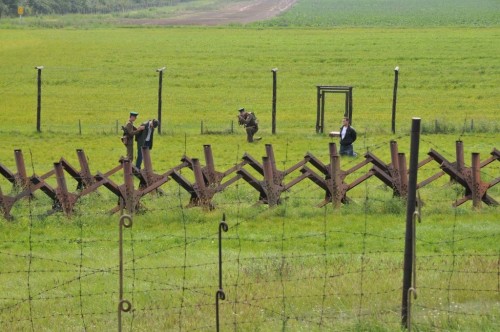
left=261, top=0, right=500, bottom=27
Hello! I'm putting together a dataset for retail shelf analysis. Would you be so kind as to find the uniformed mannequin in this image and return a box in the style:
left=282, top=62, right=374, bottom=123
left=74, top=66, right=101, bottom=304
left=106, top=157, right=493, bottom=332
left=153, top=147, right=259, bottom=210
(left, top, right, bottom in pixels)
left=122, top=111, right=145, bottom=161
left=237, top=108, right=261, bottom=143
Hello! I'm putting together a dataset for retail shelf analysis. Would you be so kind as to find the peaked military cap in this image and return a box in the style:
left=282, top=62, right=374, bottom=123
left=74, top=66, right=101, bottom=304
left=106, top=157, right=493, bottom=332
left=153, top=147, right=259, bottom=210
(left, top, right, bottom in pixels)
left=130, top=111, right=139, bottom=117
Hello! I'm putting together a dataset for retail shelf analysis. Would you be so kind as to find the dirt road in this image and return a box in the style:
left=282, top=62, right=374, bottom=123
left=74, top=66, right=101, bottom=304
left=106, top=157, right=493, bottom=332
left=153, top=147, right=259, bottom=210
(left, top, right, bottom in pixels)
left=120, top=0, right=298, bottom=26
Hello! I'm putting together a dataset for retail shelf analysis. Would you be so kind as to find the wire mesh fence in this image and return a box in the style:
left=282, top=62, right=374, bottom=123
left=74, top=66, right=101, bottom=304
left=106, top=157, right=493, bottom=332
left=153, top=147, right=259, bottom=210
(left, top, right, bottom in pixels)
left=0, top=137, right=498, bottom=330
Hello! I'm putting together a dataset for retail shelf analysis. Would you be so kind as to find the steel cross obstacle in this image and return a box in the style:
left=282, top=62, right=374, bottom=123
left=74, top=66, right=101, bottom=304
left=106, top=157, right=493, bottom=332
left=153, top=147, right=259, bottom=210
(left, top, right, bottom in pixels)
left=301, top=141, right=411, bottom=207
left=418, top=141, right=499, bottom=208
left=0, top=149, right=30, bottom=189
left=59, top=149, right=95, bottom=190
left=170, top=145, right=242, bottom=209
left=237, top=144, right=311, bottom=206
left=301, top=142, right=377, bottom=207
left=365, top=140, right=409, bottom=198
left=0, top=142, right=498, bottom=220
left=0, top=149, right=58, bottom=219
left=109, top=151, right=187, bottom=214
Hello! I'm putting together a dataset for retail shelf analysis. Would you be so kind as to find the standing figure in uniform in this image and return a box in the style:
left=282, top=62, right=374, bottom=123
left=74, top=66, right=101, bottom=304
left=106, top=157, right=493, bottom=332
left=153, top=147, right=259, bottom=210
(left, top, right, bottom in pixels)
left=122, top=111, right=145, bottom=162
left=237, top=108, right=261, bottom=143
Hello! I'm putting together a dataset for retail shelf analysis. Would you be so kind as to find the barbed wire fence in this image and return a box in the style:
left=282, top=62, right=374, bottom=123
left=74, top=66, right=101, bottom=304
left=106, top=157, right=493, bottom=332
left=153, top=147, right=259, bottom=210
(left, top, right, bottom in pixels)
left=0, top=133, right=498, bottom=330
left=2, top=64, right=500, bottom=138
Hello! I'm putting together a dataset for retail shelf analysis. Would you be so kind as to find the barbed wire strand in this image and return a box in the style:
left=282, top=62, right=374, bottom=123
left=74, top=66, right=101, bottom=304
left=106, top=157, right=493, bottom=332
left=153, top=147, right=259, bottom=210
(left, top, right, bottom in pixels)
left=78, top=216, right=88, bottom=330
left=27, top=148, right=37, bottom=332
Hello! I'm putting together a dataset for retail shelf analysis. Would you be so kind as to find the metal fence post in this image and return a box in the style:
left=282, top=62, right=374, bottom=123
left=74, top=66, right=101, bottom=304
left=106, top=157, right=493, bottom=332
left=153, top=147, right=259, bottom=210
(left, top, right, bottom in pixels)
left=35, top=66, right=44, bottom=132
left=156, top=66, right=166, bottom=135
left=402, top=117, right=420, bottom=328
left=391, top=66, right=399, bottom=134
left=118, top=214, right=133, bottom=332
left=271, top=68, right=278, bottom=134
left=215, top=214, right=228, bottom=332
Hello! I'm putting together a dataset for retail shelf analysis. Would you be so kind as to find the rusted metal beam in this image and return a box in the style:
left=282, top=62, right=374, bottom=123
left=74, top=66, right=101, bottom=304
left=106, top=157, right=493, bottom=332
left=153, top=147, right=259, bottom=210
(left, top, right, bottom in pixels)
left=365, top=152, right=389, bottom=173
left=242, top=153, right=264, bottom=175
left=398, top=153, right=408, bottom=197
left=283, top=156, right=309, bottom=176
left=0, top=150, right=30, bottom=189
left=0, top=162, right=16, bottom=184
left=53, top=162, right=78, bottom=216
left=237, top=168, right=266, bottom=197
left=216, top=174, right=242, bottom=192
left=480, top=148, right=499, bottom=167
left=344, top=157, right=371, bottom=175
left=190, top=158, right=216, bottom=209
left=0, top=185, right=16, bottom=220
left=417, top=155, right=434, bottom=168
left=202, top=145, right=224, bottom=185
left=301, top=143, right=354, bottom=207
left=265, top=144, right=284, bottom=185
left=58, top=149, right=94, bottom=190
left=78, top=176, right=109, bottom=197
left=371, top=165, right=395, bottom=188
left=363, top=142, right=408, bottom=197
left=417, top=171, right=445, bottom=188
left=165, top=152, right=226, bottom=209
left=283, top=170, right=310, bottom=191
left=427, top=148, right=449, bottom=166
left=170, top=170, right=195, bottom=195
left=29, top=175, right=57, bottom=201
left=221, top=161, right=246, bottom=178
left=456, top=141, right=465, bottom=173
left=440, top=160, right=469, bottom=188
left=14, top=150, right=29, bottom=189
left=261, top=156, right=282, bottom=206
left=94, top=172, right=123, bottom=197
left=306, top=152, right=327, bottom=175
left=347, top=170, right=375, bottom=190
left=122, top=159, right=135, bottom=215
left=137, top=148, right=167, bottom=193
left=471, top=153, right=482, bottom=208
left=76, top=149, right=94, bottom=188
left=102, top=162, right=124, bottom=178
left=59, top=158, right=81, bottom=182
left=301, top=166, right=329, bottom=191
left=328, top=154, right=344, bottom=207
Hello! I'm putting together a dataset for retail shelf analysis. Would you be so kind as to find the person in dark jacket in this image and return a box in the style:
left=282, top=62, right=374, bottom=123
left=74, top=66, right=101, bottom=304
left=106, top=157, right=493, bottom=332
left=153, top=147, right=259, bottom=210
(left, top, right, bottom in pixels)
left=237, top=108, right=261, bottom=143
left=339, top=117, right=357, bottom=156
left=135, top=119, right=159, bottom=169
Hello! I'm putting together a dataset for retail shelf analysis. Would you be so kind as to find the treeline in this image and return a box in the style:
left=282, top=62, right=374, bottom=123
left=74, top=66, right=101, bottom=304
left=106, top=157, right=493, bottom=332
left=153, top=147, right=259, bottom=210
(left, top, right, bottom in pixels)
left=0, top=0, right=193, bottom=17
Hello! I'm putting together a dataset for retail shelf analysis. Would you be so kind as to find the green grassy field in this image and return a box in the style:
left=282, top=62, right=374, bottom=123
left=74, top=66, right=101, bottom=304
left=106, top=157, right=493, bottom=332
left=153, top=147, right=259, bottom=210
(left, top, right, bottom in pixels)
left=0, top=0, right=499, bottom=330
left=0, top=27, right=498, bottom=166
left=260, top=0, right=500, bottom=27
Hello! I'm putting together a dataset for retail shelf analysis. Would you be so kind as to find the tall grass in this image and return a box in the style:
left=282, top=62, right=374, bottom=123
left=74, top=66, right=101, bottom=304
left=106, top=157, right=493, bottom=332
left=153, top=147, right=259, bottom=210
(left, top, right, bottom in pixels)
left=0, top=1, right=498, bottom=330
left=1, top=28, right=499, bottom=136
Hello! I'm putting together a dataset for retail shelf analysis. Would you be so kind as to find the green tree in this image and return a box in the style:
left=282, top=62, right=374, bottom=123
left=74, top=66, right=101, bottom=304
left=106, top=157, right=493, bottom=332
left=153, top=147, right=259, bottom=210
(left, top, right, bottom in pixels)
left=0, top=0, right=18, bottom=17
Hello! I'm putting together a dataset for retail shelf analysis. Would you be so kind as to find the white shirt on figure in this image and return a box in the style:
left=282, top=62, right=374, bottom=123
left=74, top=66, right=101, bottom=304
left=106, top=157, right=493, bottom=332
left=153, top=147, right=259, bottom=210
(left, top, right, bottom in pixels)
left=341, top=126, right=347, bottom=139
